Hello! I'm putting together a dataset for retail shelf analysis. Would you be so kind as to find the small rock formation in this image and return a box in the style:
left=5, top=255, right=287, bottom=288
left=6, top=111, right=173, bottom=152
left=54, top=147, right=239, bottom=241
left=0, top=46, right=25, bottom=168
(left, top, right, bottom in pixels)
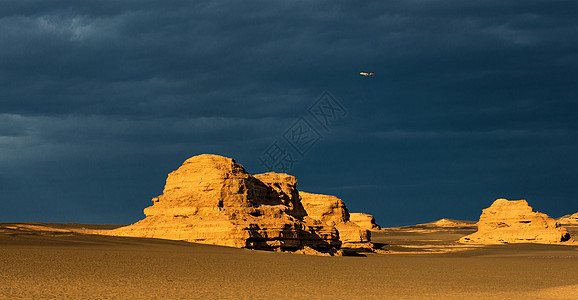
left=109, top=154, right=377, bottom=254
left=349, top=213, right=381, bottom=230
left=300, top=192, right=372, bottom=249
left=557, top=212, right=578, bottom=225
left=427, top=218, right=475, bottom=228
left=459, top=199, right=572, bottom=244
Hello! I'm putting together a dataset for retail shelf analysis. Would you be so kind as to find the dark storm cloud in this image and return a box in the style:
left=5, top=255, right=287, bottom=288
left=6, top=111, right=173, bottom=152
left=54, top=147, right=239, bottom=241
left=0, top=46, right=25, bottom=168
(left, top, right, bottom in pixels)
left=2, top=1, right=576, bottom=116
left=1, top=0, right=576, bottom=224
left=0, top=114, right=30, bottom=136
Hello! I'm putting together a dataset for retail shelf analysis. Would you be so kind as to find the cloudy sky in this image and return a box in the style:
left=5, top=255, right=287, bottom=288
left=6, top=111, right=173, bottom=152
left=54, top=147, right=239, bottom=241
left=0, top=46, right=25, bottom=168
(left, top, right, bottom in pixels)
left=1, top=0, right=577, bottom=226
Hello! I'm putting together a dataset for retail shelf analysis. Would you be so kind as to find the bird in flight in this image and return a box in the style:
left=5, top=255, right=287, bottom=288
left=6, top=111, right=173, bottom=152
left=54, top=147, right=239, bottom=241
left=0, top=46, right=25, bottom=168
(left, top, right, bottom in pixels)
left=360, top=72, right=374, bottom=76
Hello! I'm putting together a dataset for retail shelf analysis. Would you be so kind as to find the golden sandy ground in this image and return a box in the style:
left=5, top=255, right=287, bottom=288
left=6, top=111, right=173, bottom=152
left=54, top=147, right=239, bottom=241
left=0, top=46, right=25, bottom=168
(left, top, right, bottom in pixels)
left=1, top=222, right=577, bottom=299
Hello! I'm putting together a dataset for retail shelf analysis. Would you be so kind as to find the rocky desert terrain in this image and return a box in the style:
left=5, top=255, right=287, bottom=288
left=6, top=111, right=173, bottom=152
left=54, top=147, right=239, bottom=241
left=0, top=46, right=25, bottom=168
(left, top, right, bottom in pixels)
left=1, top=154, right=577, bottom=299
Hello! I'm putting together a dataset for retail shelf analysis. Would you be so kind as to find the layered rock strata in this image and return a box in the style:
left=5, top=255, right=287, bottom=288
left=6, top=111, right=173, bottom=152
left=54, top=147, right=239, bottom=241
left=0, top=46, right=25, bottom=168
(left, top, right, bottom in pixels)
left=459, top=199, right=572, bottom=244
left=300, top=192, right=372, bottom=249
left=557, top=212, right=578, bottom=225
left=110, top=154, right=376, bottom=253
left=349, top=213, right=381, bottom=230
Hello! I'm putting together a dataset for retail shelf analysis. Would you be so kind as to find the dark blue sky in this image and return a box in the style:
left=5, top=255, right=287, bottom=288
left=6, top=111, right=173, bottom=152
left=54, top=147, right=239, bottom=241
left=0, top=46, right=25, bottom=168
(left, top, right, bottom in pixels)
left=1, top=0, right=577, bottom=226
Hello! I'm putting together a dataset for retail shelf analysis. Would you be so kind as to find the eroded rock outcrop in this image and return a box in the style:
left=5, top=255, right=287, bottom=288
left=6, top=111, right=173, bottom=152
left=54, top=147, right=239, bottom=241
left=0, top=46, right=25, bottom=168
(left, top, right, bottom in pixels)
left=459, top=199, right=572, bottom=244
left=557, top=212, right=578, bottom=225
left=110, top=154, right=377, bottom=254
left=299, top=192, right=372, bottom=249
left=350, top=213, right=381, bottom=230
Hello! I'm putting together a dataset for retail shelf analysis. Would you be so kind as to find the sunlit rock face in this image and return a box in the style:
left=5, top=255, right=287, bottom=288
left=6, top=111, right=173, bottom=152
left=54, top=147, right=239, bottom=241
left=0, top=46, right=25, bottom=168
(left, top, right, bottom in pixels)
left=349, top=213, right=381, bottom=230
left=460, top=199, right=572, bottom=244
left=300, top=192, right=372, bottom=249
left=253, top=172, right=307, bottom=220
left=557, top=212, right=578, bottom=225
left=110, top=154, right=376, bottom=253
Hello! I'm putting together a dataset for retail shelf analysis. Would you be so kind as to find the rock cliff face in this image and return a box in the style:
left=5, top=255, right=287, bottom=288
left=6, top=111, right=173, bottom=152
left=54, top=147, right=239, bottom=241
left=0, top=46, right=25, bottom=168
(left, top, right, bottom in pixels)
left=349, top=213, right=381, bottom=230
left=252, top=172, right=307, bottom=219
left=557, top=212, right=578, bottom=225
left=110, top=154, right=376, bottom=253
left=459, top=199, right=572, bottom=244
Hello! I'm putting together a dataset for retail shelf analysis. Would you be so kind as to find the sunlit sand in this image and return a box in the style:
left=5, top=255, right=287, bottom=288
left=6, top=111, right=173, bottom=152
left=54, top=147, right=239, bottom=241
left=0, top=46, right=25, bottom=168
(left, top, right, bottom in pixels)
left=1, top=222, right=576, bottom=299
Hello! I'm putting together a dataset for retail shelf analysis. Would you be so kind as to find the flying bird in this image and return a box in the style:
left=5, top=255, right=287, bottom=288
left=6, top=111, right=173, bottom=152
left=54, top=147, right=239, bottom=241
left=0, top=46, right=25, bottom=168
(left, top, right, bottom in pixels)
left=360, top=72, right=374, bottom=76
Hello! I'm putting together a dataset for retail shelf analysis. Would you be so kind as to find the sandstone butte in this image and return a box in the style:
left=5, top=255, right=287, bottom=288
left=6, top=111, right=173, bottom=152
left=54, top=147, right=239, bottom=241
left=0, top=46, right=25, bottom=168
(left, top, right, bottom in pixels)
left=109, top=154, right=376, bottom=255
left=459, top=198, right=573, bottom=244
left=349, top=213, right=381, bottom=230
left=557, top=212, right=578, bottom=225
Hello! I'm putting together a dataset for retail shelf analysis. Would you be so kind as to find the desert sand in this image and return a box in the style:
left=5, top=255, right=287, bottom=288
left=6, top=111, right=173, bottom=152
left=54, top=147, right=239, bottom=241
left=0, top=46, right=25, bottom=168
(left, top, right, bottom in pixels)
left=1, top=222, right=577, bottom=299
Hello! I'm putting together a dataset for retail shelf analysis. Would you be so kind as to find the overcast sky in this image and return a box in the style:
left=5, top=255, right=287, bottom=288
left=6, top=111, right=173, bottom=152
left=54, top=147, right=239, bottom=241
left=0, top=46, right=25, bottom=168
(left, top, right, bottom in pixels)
left=1, top=0, right=577, bottom=226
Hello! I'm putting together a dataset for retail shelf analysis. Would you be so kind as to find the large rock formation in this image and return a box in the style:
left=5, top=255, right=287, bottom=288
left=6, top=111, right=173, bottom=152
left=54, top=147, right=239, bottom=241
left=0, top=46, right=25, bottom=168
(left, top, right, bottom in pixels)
left=557, top=212, right=578, bottom=225
left=110, top=154, right=376, bottom=253
left=459, top=199, right=572, bottom=244
left=349, top=213, right=381, bottom=230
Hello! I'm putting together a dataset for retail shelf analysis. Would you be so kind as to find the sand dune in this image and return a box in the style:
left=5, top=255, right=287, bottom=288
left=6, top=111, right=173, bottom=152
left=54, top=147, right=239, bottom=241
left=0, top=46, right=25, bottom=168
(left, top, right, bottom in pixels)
left=1, top=222, right=577, bottom=299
